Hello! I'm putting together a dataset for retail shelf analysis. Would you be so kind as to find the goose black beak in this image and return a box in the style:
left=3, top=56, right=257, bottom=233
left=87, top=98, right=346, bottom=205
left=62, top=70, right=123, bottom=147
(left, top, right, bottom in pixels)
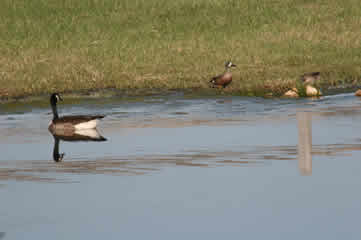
left=231, top=64, right=236, bottom=67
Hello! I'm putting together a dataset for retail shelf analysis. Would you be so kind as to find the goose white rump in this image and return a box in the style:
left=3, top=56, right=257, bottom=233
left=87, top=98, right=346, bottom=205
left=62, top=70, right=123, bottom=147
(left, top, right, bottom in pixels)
left=74, top=119, right=98, bottom=130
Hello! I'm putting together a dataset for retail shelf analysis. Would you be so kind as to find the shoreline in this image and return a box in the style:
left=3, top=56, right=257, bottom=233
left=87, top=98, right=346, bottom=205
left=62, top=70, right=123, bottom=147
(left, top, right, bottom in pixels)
left=1, top=84, right=360, bottom=104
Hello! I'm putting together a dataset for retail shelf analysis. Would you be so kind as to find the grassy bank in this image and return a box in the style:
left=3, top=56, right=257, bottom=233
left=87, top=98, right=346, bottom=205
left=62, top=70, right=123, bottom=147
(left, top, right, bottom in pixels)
left=1, top=0, right=361, bottom=99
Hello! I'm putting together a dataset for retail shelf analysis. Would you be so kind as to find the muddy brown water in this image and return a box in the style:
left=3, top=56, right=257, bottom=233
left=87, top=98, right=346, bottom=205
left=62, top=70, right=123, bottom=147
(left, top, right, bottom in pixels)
left=1, top=93, right=361, bottom=239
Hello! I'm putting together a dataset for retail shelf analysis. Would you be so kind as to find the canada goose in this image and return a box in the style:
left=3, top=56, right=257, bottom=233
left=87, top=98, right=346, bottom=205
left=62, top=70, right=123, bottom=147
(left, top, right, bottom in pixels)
left=210, top=61, right=236, bottom=88
left=48, top=93, right=104, bottom=131
left=50, top=128, right=107, bottom=162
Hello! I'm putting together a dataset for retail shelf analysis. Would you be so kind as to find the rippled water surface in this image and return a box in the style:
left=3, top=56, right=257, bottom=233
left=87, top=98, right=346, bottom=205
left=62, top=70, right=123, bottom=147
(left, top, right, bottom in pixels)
left=1, top=93, right=361, bottom=239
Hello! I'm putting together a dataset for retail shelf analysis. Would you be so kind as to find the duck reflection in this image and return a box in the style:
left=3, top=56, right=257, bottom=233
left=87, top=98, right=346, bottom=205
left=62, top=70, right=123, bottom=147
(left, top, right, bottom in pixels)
left=297, top=111, right=312, bottom=176
left=50, top=128, right=107, bottom=162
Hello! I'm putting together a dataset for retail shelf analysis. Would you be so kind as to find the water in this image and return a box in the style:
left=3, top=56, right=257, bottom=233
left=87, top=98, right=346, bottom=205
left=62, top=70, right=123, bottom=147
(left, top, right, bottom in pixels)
left=1, top=93, right=361, bottom=239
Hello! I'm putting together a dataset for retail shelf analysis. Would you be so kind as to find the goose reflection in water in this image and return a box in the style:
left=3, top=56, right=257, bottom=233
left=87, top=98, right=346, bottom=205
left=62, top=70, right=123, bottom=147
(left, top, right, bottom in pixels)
left=49, top=128, right=107, bottom=162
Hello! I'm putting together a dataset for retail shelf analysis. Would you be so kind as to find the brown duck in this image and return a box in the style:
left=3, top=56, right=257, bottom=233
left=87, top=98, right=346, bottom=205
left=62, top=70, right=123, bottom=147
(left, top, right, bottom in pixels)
left=210, top=61, right=236, bottom=88
left=48, top=93, right=105, bottom=131
left=300, top=72, right=320, bottom=85
left=300, top=72, right=321, bottom=96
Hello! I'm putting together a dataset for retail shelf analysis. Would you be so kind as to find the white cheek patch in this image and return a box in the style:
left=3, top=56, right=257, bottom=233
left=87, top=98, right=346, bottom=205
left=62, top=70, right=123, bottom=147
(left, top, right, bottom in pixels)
left=56, top=95, right=59, bottom=101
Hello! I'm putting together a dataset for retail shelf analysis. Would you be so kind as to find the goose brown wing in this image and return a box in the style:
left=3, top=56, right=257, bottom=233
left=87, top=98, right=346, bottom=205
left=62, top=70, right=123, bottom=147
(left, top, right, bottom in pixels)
left=53, top=115, right=104, bottom=125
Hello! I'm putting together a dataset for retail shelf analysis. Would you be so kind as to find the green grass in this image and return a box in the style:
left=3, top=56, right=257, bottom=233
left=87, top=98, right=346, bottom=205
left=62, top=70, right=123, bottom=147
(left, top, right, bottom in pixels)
left=1, top=0, right=361, bottom=99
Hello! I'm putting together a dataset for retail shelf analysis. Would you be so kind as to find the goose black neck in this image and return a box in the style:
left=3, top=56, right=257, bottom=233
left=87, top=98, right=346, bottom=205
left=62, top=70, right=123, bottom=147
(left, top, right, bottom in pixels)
left=51, top=99, right=59, bottom=120
left=53, top=136, right=60, bottom=162
left=52, top=136, right=64, bottom=162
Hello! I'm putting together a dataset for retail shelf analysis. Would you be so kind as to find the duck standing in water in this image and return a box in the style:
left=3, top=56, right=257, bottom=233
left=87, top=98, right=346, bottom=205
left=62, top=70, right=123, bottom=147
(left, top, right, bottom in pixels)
left=48, top=93, right=105, bottom=131
left=300, top=72, right=321, bottom=96
left=283, top=72, right=321, bottom=97
left=210, top=61, right=236, bottom=88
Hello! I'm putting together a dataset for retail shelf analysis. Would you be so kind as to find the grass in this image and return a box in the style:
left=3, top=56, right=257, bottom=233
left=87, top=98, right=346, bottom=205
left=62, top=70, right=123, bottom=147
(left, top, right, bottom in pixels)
left=1, top=0, right=361, bottom=100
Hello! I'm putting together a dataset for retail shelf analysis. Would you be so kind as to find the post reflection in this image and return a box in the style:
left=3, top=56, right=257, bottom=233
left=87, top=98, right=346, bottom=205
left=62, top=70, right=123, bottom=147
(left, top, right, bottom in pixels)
left=49, top=128, right=107, bottom=162
left=297, top=112, right=312, bottom=176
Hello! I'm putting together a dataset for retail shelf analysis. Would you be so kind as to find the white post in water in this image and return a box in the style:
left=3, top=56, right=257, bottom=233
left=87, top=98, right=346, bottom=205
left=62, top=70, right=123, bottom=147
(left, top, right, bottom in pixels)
left=297, top=112, right=312, bottom=176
